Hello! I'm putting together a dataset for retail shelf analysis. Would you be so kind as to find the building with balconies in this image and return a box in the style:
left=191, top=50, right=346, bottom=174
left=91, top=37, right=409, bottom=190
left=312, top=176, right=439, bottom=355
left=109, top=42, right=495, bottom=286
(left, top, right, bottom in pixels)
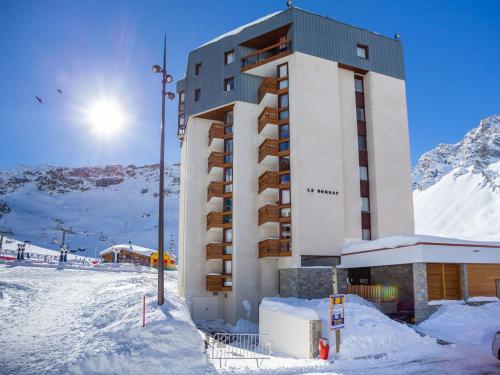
left=177, top=6, right=414, bottom=323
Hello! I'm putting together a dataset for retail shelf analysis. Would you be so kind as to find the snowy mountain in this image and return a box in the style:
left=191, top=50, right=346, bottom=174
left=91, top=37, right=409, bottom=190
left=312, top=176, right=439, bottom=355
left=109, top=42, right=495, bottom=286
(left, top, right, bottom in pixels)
left=0, top=163, right=179, bottom=256
left=413, top=115, right=500, bottom=240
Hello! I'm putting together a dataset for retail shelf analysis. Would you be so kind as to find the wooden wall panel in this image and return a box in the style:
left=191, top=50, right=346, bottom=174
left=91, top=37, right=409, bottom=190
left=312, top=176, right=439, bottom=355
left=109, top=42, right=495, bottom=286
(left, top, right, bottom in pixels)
left=426, top=263, right=461, bottom=300
left=467, top=264, right=500, bottom=297
left=427, top=263, right=444, bottom=301
left=444, top=264, right=461, bottom=300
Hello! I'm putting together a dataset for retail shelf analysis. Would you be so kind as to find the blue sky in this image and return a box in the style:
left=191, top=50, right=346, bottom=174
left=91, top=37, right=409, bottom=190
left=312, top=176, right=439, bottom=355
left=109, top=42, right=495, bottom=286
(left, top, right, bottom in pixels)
left=0, top=0, right=498, bottom=170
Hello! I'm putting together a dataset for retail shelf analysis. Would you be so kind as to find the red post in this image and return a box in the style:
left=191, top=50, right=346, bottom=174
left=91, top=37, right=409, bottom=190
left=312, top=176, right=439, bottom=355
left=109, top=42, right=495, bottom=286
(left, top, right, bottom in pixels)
left=142, top=295, right=146, bottom=328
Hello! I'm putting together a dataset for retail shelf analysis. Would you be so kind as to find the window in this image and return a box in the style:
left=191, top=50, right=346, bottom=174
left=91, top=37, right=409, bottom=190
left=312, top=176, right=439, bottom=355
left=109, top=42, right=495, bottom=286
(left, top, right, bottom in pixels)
left=178, top=114, right=185, bottom=127
left=278, top=79, right=288, bottom=90
left=278, top=110, right=289, bottom=121
left=194, top=89, right=201, bottom=102
left=279, top=93, right=289, bottom=108
left=195, top=63, right=202, bottom=76
left=224, top=183, right=232, bottom=193
left=356, top=107, right=365, bottom=122
left=224, top=168, right=233, bottom=182
left=224, top=50, right=235, bottom=65
left=224, top=77, right=234, bottom=92
left=280, top=189, right=291, bottom=204
left=359, top=166, right=368, bottom=181
left=224, top=139, right=233, bottom=163
left=279, top=156, right=290, bottom=171
left=223, top=214, right=232, bottom=224
left=278, top=63, right=288, bottom=78
left=223, top=260, right=232, bottom=275
left=280, top=207, right=291, bottom=218
left=355, top=77, right=364, bottom=93
left=358, top=135, right=367, bottom=151
left=279, top=141, right=289, bottom=152
left=356, top=44, right=368, bottom=59
left=223, top=198, right=232, bottom=212
left=280, top=223, right=291, bottom=239
left=361, top=197, right=370, bottom=212
left=223, top=245, right=233, bottom=255
left=362, top=229, right=371, bottom=241
left=179, top=91, right=185, bottom=112
left=279, top=124, right=289, bottom=139
left=280, top=173, right=291, bottom=184
left=224, top=228, right=232, bottom=242
left=226, top=110, right=234, bottom=125
left=223, top=277, right=233, bottom=287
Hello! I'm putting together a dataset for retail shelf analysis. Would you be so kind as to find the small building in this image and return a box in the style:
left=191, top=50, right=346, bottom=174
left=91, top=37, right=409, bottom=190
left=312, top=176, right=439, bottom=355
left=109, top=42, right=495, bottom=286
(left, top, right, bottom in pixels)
left=150, top=251, right=177, bottom=270
left=340, top=235, right=500, bottom=322
left=100, top=244, right=155, bottom=267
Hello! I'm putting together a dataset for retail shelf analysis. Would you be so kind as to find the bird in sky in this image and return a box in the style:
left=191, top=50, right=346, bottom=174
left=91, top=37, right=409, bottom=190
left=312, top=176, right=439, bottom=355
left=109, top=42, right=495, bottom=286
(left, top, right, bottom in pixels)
left=57, top=89, right=62, bottom=94
left=35, top=96, right=43, bottom=104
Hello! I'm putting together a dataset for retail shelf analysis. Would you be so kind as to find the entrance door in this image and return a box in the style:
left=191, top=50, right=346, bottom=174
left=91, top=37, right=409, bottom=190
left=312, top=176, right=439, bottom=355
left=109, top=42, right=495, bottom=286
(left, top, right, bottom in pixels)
left=348, top=267, right=371, bottom=285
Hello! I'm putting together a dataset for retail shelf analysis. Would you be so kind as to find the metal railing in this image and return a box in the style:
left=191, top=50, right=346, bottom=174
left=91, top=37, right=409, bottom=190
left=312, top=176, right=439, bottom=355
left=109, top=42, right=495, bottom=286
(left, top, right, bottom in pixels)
left=209, top=333, right=271, bottom=367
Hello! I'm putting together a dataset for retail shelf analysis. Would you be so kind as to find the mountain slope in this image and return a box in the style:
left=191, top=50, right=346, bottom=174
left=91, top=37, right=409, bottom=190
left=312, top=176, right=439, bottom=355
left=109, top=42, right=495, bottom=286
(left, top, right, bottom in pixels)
left=0, top=164, right=179, bottom=256
left=413, top=115, right=500, bottom=240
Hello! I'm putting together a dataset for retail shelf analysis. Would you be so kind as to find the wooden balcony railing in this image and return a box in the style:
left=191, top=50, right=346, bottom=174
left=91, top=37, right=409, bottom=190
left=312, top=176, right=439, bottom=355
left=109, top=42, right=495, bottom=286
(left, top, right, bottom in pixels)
left=347, top=284, right=398, bottom=302
left=258, top=204, right=280, bottom=225
left=206, top=243, right=233, bottom=260
left=241, top=39, right=292, bottom=72
left=258, top=170, right=279, bottom=193
left=208, top=122, right=226, bottom=146
left=206, top=274, right=232, bottom=292
left=207, top=211, right=232, bottom=230
left=258, top=138, right=280, bottom=163
left=258, top=77, right=278, bottom=103
left=258, top=107, right=279, bottom=133
left=258, top=239, right=291, bottom=258
left=207, top=181, right=232, bottom=201
left=208, top=151, right=228, bottom=173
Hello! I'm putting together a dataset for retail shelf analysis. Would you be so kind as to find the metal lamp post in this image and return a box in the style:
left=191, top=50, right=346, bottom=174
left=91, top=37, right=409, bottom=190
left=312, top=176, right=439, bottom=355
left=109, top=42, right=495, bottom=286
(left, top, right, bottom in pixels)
left=152, top=33, right=175, bottom=306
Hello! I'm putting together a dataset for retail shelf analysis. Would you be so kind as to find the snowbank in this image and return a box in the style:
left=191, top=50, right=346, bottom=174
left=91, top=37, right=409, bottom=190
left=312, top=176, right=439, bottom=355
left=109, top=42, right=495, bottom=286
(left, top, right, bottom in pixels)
left=417, top=301, right=500, bottom=345
left=261, top=295, right=436, bottom=359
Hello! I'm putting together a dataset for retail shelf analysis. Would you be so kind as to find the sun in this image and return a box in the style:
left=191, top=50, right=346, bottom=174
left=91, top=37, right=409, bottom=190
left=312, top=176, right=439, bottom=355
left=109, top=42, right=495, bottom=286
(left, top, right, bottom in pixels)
left=86, top=99, right=125, bottom=136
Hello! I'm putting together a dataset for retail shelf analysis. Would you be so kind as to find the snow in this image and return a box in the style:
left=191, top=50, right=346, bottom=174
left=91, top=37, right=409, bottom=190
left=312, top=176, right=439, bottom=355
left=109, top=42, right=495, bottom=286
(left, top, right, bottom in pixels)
left=100, top=243, right=156, bottom=257
left=417, top=301, right=500, bottom=346
left=0, top=265, right=208, bottom=375
left=468, top=296, right=499, bottom=302
left=1, top=236, right=92, bottom=261
left=342, top=234, right=500, bottom=254
left=198, top=11, right=282, bottom=48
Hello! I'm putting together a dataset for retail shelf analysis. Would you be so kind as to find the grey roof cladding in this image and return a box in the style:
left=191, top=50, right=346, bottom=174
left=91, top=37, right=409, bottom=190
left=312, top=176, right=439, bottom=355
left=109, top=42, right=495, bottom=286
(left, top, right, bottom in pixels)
left=177, top=7, right=405, bottom=119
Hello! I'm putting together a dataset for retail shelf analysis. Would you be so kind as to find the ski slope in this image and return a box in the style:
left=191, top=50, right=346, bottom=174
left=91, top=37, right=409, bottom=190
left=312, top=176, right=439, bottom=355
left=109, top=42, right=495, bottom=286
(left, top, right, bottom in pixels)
left=0, top=265, right=207, bottom=375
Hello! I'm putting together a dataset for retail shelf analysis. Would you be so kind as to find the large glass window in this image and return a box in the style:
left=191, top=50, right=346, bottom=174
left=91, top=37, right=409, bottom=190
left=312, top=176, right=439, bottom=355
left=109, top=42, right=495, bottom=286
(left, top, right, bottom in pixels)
left=279, top=124, right=289, bottom=139
left=224, top=168, right=232, bottom=182
left=280, top=207, right=291, bottom=218
left=223, top=245, right=233, bottom=255
left=279, top=157, right=290, bottom=172
left=280, top=189, right=291, bottom=204
left=358, top=135, right=367, bottom=151
left=278, top=63, right=288, bottom=78
left=356, top=107, right=365, bottom=122
left=223, top=277, right=233, bottom=287
left=280, top=224, right=291, bottom=239
left=279, top=141, right=289, bottom=152
left=224, top=229, right=232, bottom=242
left=361, top=197, right=370, bottom=212
left=359, top=166, right=368, bottom=181
left=279, top=93, right=289, bottom=108
left=355, top=77, right=364, bottom=93
left=280, top=173, right=291, bottom=184
left=224, top=139, right=233, bottom=163
left=279, top=110, right=289, bottom=121
left=226, top=110, right=233, bottom=125
left=223, top=198, right=232, bottom=212
left=224, top=183, right=232, bottom=193
left=223, top=260, right=232, bottom=275
left=278, top=79, right=288, bottom=90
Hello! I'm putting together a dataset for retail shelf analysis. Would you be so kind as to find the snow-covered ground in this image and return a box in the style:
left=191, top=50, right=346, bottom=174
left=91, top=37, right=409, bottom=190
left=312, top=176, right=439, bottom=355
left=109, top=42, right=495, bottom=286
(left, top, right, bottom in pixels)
left=1, top=265, right=499, bottom=375
left=0, top=265, right=208, bottom=375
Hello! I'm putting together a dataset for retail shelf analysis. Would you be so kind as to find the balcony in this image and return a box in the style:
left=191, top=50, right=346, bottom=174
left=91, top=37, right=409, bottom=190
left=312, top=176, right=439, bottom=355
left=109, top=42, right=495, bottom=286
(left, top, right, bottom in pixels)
left=258, top=139, right=280, bottom=163
left=258, top=239, right=291, bottom=258
left=207, top=211, right=233, bottom=230
left=258, top=204, right=280, bottom=225
left=258, top=107, right=279, bottom=134
left=258, top=171, right=280, bottom=193
left=258, top=77, right=278, bottom=103
left=206, top=274, right=232, bottom=292
left=241, top=39, right=292, bottom=72
left=207, top=181, right=232, bottom=201
left=206, top=243, right=233, bottom=260
left=208, top=151, right=230, bottom=173
left=208, top=122, right=225, bottom=146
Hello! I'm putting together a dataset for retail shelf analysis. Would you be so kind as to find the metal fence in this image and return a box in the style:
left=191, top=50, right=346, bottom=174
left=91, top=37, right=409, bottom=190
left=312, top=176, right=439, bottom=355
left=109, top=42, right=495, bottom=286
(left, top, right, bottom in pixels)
left=209, top=333, right=271, bottom=367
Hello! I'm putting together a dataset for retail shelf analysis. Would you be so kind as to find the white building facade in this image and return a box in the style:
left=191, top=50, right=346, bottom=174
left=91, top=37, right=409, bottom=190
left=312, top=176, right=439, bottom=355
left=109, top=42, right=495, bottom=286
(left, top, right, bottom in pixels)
left=177, top=8, right=414, bottom=323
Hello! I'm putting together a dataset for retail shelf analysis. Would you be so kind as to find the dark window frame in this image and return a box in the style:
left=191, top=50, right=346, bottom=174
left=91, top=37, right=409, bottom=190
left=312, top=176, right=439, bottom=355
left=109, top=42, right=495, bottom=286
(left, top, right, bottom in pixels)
left=224, top=50, right=235, bottom=65
left=194, top=88, right=201, bottom=102
left=195, top=62, right=202, bottom=76
left=224, top=77, right=235, bottom=92
left=356, top=44, right=369, bottom=59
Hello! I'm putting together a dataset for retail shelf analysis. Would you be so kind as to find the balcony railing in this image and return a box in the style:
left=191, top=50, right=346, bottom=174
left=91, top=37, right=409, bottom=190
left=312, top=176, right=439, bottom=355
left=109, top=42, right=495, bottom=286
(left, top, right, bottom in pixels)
left=258, top=77, right=278, bottom=103
left=258, top=171, right=279, bottom=193
left=206, top=243, right=233, bottom=260
left=258, top=239, right=291, bottom=258
left=258, top=139, right=280, bottom=163
left=241, top=40, right=292, bottom=71
left=206, top=274, right=232, bottom=292
left=347, top=284, right=398, bottom=302
left=207, top=181, right=232, bottom=201
left=207, top=211, right=233, bottom=230
left=258, top=204, right=280, bottom=225
left=208, top=151, right=230, bottom=173
left=208, top=122, right=225, bottom=145
left=258, top=107, right=279, bottom=133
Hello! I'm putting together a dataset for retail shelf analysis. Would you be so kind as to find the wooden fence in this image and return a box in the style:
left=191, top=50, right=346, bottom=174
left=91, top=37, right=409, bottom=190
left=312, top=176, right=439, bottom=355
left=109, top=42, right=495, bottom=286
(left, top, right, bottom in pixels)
left=347, top=284, right=398, bottom=302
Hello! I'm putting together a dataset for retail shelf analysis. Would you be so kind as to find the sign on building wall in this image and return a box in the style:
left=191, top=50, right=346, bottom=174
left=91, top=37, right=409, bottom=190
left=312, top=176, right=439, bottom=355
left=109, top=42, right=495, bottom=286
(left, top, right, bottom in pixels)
left=329, top=294, right=345, bottom=330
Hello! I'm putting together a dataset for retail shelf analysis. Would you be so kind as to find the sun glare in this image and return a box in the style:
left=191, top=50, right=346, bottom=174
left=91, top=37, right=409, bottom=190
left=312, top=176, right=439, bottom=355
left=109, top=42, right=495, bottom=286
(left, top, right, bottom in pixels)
left=86, top=99, right=126, bottom=136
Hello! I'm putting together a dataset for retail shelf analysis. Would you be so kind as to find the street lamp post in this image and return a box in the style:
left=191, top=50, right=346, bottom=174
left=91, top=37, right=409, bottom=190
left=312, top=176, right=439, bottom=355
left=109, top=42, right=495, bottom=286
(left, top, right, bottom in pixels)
left=153, top=33, right=175, bottom=306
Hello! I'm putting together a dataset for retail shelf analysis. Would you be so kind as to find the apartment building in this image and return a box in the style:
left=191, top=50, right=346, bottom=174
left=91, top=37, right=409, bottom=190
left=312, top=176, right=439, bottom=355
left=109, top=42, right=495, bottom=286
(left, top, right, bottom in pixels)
left=176, top=7, right=414, bottom=323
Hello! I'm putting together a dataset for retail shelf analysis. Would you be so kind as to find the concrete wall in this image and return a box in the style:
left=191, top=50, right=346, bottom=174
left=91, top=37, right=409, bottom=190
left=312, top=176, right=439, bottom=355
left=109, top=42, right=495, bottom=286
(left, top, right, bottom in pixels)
left=364, top=72, right=414, bottom=239
left=259, top=304, right=321, bottom=359
left=279, top=267, right=333, bottom=299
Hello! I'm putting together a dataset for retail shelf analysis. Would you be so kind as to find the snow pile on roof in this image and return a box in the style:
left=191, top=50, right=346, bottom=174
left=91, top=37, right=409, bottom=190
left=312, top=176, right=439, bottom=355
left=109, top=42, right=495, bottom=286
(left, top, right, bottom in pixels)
left=342, top=234, right=500, bottom=254
left=198, top=11, right=283, bottom=48
left=417, top=301, right=500, bottom=345
left=100, top=244, right=156, bottom=257
left=261, top=294, right=437, bottom=359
